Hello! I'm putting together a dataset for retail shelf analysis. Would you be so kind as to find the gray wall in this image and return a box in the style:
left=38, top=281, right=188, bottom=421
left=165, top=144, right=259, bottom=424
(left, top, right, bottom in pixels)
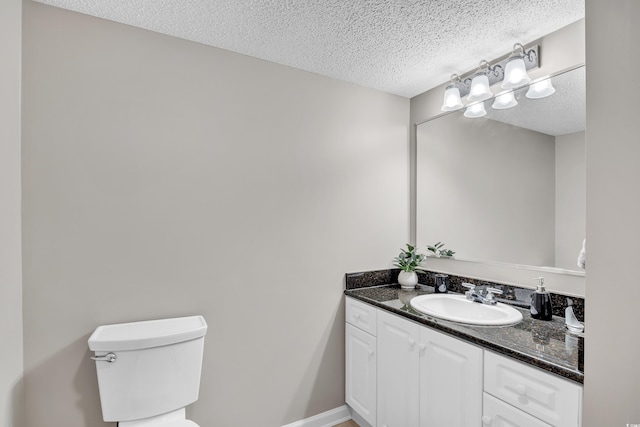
left=21, top=2, right=409, bottom=427
left=0, top=0, right=24, bottom=425
left=417, top=115, right=556, bottom=266
left=584, top=0, right=640, bottom=425
left=555, top=131, right=585, bottom=270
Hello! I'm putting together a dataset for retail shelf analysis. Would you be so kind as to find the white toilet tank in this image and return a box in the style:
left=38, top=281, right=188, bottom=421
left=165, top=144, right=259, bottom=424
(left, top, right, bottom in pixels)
left=88, top=315, right=207, bottom=423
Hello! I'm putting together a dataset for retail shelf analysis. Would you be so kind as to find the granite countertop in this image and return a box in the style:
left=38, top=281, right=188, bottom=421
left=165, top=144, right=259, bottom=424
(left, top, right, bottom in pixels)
left=345, top=284, right=584, bottom=384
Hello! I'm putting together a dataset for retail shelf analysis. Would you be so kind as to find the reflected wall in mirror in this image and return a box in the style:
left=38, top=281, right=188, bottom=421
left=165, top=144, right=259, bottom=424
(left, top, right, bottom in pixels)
left=416, top=66, right=585, bottom=273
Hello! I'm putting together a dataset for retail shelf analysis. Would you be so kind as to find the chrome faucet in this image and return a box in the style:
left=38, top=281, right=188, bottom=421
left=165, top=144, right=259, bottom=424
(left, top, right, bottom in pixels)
left=462, top=283, right=503, bottom=305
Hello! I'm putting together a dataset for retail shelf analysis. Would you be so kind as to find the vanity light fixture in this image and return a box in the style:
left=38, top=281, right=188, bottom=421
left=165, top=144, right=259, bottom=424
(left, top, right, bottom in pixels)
left=492, top=90, right=518, bottom=109
left=440, top=42, right=544, bottom=117
left=463, top=102, right=487, bottom=118
left=526, top=76, right=556, bottom=99
left=502, top=43, right=535, bottom=89
left=467, top=61, right=494, bottom=102
left=440, top=74, right=464, bottom=111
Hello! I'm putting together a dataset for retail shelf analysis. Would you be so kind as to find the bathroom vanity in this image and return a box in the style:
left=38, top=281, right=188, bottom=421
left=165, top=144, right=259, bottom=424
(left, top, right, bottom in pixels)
left=344, top=285, right=583, bottom=427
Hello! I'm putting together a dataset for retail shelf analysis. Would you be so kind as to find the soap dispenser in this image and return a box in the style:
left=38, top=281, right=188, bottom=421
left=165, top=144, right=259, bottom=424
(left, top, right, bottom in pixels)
left=530, top=277, right=553, bottom=321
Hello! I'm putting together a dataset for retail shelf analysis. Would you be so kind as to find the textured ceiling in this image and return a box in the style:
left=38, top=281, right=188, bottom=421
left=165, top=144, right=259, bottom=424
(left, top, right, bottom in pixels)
left=487, top=66, right=585, bottom=136
left=33, top=0, right=584, bottom=98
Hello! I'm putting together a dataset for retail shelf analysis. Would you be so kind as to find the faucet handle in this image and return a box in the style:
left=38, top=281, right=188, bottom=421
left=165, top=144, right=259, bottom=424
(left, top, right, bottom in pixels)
left=462, top=283, right=477, bottom=301
left=484, top=287, right=503, bottom=304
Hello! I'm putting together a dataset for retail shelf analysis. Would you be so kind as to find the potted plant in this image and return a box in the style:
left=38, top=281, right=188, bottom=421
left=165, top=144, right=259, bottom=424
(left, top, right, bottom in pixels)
left=393, top=244, right=426, bottom=289
left=427, top=241, right=455, bottom=258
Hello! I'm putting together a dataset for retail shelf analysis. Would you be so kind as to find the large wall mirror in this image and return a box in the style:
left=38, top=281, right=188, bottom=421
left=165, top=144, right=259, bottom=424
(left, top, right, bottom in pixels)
left=416, top=65, right=585, bottom=275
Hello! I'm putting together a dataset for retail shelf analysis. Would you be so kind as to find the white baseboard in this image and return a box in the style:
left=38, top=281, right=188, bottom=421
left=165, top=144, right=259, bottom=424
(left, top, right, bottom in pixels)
left=281, top=405, right=351, bottom=427
left=347, top=406, right=372, bottom=427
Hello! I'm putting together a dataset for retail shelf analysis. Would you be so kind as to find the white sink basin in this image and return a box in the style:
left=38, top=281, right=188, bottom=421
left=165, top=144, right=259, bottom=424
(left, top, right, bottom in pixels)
left=410, top=294, right=523, bottom=326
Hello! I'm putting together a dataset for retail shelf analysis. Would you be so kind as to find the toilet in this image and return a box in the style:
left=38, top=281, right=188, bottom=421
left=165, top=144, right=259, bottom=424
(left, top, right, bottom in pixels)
left=88, top=315, right=208, bottom=426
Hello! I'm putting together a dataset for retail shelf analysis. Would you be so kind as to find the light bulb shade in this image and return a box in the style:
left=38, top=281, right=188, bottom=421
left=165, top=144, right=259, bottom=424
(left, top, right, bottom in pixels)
left=492, top=91, right=518, bottom=109
left=441, top=86, right=463, bottom=111
left=502, top=57, right=531, bottom=89
left=464, top=102, right=487, bottom=118
left=467, top=74, right=492, bottom=102
left=526, top=78, right=556, bottom=99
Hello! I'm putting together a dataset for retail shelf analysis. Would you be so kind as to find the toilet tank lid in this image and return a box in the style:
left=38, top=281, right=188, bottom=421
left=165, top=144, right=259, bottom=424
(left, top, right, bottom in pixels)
left=88, top=315, right=207, bottom=352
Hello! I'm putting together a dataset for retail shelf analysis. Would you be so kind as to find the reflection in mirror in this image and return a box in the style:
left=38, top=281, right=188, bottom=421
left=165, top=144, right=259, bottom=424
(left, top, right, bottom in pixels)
left=416, top=66, right=585, bottom=273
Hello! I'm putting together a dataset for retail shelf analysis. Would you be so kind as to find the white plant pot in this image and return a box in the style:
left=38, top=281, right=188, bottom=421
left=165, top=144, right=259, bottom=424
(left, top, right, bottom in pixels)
left=398, top=271, right=418, bottom=290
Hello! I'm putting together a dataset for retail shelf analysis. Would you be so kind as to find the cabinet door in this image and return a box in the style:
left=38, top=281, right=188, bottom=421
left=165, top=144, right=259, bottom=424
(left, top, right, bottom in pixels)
left=483, top=393, right=553, bottom=427
left=377, top=310, right=420, bottom=427
left=419, top=327, right=483, bottom=427
left=346, top=323, right=377, bottom=426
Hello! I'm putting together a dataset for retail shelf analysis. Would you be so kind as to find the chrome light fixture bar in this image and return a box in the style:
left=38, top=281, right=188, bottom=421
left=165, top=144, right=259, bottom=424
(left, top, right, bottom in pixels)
left=440, top=44, right=540, bottom=113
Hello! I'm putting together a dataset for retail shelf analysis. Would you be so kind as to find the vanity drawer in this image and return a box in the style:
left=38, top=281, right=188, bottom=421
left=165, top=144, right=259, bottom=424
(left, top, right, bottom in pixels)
left=484, top=351, right=582, bottom=427
left=346, top=297, right=377, bottom=336
left=483, top=393, right=552, bottom=427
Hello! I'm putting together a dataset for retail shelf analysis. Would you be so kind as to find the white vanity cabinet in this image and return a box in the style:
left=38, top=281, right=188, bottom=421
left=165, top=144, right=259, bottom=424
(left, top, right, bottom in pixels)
left=345, top=298, right=377, bottom=427
left=345, top=297, right=583, bottom=427
left=484, top=351, right=583, bottom=427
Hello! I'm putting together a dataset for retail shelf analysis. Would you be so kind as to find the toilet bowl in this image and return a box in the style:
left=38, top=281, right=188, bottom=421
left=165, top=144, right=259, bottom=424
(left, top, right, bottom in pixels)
left=88, top=316, right=207, bottom=426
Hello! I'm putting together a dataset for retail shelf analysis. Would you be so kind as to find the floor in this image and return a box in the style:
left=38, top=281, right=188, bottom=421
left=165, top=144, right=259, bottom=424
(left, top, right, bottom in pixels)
left=333, top=421, right=359, bottom=427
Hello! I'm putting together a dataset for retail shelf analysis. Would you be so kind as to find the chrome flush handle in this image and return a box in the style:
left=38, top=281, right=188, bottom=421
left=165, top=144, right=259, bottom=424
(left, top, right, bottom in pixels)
left=91, top=352, right=117, bottom=363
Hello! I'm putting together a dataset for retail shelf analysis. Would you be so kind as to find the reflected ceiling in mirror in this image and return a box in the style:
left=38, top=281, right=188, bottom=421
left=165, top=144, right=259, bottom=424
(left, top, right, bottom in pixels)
left=416, top=66, right=585, bottom=274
